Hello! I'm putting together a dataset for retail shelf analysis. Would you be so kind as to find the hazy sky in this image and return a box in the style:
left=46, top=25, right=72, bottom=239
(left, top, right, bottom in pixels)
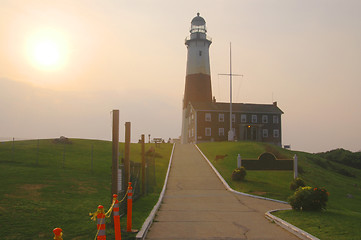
left=1, top=0, right=361, bottom=153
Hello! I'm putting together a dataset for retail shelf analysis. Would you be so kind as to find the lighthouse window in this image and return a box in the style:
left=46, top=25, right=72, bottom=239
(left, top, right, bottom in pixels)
left=199, top=51, right=202, bottom=56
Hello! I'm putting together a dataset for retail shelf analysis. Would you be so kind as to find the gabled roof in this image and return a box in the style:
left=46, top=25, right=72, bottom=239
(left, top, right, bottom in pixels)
left=189, top=101, right=284, bottom=114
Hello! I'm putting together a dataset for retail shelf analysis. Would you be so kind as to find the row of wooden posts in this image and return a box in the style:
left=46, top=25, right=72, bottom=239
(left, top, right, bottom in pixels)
left=53, top=109, right=149, bottom=240
left=111, top=110, right=148, bottom=196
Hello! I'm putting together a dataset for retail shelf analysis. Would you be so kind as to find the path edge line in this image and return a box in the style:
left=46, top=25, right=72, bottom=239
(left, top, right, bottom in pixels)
left=194, top=143, right=320, bottom=240
left=265, top=209, right=320, bottom=240
left=135, top=143, right=176, bottom=240
left=194, top=144, right=287, bottom=204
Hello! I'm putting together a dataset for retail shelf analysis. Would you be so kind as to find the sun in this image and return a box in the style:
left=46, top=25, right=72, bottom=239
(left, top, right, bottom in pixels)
left=27, top=29, right=67, bottom=70
left=33, top=39, right=61, bottom=67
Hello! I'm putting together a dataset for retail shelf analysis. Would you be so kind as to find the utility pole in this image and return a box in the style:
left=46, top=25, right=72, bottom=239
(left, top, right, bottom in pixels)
left=111, top=110, right=120, bottom=196
left=218, top=42, right=243, bottom=141
left=124, top=122, right=131, bottom=191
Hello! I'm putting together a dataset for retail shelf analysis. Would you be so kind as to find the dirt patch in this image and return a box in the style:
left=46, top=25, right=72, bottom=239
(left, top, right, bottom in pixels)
left=17, top=184, right=47, bottom=200
left=250, top=191, right=267, bottom=196
left=75, top=180, right=97, bottom=194
left=21, top=184, right=46, bottom=191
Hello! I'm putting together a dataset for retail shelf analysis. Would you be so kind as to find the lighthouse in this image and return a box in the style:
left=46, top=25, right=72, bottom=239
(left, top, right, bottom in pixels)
left=181, top=13, right=212, bottom=144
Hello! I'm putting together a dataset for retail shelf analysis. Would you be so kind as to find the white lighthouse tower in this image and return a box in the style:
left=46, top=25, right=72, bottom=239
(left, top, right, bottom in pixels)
left=181, top=13, right=212, bottom=144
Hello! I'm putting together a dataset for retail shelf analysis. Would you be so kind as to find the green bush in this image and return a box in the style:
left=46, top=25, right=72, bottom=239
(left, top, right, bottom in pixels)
left=290, top=177, right=306, bottom=191
left=231, top=167, right=247, bottom=181
left=288, top=186, right=329, bottom=211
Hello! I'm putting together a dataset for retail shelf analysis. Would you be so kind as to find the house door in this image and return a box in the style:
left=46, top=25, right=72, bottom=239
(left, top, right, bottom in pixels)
left=245, top=126, right=257, bottom=141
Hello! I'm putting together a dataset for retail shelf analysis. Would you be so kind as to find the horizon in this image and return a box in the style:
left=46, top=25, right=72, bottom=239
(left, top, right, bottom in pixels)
left=1, top=0, right=361, bottom=153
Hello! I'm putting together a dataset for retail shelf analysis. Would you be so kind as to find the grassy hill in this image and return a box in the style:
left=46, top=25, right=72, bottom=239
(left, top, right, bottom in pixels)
left=198, top=141, right=361, bottom=240
left=316, top=148, right=361, bottom=170
left=0, top=139, right=173, bottom=240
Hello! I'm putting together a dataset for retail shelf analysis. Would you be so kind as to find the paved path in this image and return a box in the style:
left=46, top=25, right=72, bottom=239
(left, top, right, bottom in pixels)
left=146, top=144, right=299, bottom=240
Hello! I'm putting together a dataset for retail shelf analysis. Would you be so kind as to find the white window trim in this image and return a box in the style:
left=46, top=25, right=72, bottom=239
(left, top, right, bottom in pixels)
left=273, top=129, right=279, bottom=138
left=205, top=113, right=211, bottom=122
left=241, top=114, right=247, bottom=123
left=218, top=113, right=224, bottom=122
left=205, top=127, right=211, bottom=136
left=252, top=115, right=257, bottom=123
left=263, top=129, right=268, bottom=138
left=219, top=128, right=224, bottom=136
left=273, top=115, right=279, bottom=124
left=262, top=115, right=268, bottom=123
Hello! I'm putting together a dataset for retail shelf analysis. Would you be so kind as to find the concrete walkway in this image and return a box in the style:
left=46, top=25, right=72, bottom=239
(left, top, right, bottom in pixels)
left=146, top=144, right=299, bottom=240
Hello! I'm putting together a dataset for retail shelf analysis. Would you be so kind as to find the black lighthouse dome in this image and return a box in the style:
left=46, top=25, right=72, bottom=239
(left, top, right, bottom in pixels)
left=190, top=13, right=207, bottom=33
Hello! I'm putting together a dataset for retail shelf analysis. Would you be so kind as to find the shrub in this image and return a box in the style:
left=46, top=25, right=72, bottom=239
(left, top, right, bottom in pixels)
left=288, top=186, right=329, bottom=211
left=231, top=167, right=247, bottom=181
left=290, top=177, right=306, bottom=191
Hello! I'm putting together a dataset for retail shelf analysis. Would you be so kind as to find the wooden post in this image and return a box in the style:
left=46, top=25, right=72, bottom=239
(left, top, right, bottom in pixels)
left=91, top=144, right=94, bottom=173
left=141, top=134, right=145, bottom=195
left=124, top=122, right=131, bottom=191
left=36, top=139, right=39, bottom=166
left=112, top=110, right=120, bottom=196
left=12, top=137, right=14, bottom=161
left=62, top=144, right=65, bottom=168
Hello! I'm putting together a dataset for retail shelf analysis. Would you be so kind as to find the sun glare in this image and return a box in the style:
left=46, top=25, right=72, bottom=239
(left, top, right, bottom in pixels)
left=27, top=29, right=67, bottom=70
left=33, top=40, right=60, bottom=66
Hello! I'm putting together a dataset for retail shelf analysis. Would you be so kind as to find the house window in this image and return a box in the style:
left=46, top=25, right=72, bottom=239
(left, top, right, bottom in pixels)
left=191, top=128, right=194, bottom=137
left=218, top=113, right=224, bottom=122
left=205, top=113, right=211, bottom=122
left=263, top=129, right=268, bottom=138
left=262, top=115, right=268, bottom=123
left=241, top=114, right=247, bottom=123
left=251, top=115, right=257, bottom=123
left=191, top=113, right=194, bottom=120
left=188, top=130, right=191, bottom=138
left=273, top=115, right=279, bottom=124
left=219, top=128, right=224, bottom=136
left=205, top=128, right=211, bottom=136
left=273, top=129, right=280, bottom=138
left=199, top=51, right=202, bottom=56
left=232, top=114, right=236, bottom=123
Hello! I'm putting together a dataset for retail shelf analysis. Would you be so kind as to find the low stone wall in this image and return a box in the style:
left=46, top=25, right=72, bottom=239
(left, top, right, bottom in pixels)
left=242, top=152, right=293, bottom=170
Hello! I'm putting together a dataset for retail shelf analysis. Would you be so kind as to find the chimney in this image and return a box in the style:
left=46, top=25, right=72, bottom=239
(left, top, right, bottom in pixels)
left=273, top=101, right=277, bottom=107
left=212, top=96, right=216, bottom=103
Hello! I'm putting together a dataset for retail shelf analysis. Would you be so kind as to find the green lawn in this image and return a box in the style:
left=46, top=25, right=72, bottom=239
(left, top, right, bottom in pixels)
left=197, top=141, right=361, bottom=239
left=0, top=139, right=173, bottom=240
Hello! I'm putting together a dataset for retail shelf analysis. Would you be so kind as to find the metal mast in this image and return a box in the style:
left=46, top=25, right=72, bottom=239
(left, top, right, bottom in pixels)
left=218, top=42, right=243, bottom=141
